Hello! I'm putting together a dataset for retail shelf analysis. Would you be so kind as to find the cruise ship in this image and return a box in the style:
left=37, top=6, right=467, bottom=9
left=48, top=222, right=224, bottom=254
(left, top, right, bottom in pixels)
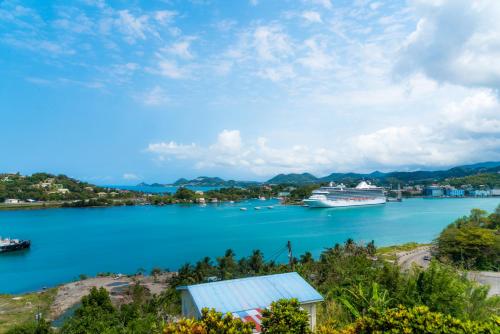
left=303, top=181, right=386, bottom=208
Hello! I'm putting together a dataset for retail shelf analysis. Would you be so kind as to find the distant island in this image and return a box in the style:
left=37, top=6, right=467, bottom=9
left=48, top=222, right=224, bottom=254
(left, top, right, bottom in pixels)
left=138, top=176, right=259, bottom=188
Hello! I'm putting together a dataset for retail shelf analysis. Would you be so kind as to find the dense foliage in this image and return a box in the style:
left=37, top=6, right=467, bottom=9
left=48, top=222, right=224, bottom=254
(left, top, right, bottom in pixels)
left=163, top=308, right=253, bottom=334
left=0, top=173, right=133, bottom=202
left=6, top=208, right=500, bottom=333
left=436, top=207, right=500, bottom=271
left=446, top=173, right=500, bottom=188
left=317, top=305, right=500, bottom=334
left=261, top=299, right=311, bottom=334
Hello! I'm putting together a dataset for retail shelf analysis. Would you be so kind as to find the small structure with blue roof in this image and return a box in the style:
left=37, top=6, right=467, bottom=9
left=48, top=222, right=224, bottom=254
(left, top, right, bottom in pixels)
left=177, top=272, right=323, bottom=332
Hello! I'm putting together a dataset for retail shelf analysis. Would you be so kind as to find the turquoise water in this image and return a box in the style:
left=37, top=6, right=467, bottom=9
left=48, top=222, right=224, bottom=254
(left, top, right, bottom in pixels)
left=1, top=198, right=498, bottom=294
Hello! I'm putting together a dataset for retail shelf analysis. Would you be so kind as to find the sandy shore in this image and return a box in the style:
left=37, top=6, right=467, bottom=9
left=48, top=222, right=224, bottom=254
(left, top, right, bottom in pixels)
left=49, top=273, right=175, bottom=320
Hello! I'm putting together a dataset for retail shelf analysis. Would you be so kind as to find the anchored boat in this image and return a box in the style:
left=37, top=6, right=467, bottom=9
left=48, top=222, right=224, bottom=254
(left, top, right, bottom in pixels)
left=0, top=237, right=31, bottom=253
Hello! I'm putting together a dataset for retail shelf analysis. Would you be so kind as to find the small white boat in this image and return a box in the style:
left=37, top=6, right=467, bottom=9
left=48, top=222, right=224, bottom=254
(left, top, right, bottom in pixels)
left=254, top=206, right=261, bottom=210
left=240, top=207, right=248, bottom=211
left=267, top=206, right=274, bottom=209
left=259, top=196, right=266, bottom=201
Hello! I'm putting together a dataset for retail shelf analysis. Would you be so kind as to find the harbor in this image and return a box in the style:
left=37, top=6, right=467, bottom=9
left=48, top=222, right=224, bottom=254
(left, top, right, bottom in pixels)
left=1, top=197, right=498, bottom=294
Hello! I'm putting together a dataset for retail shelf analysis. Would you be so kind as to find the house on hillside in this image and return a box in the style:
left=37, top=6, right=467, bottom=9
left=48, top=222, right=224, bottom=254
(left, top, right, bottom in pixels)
left=177, top=272, right=323, bottom=332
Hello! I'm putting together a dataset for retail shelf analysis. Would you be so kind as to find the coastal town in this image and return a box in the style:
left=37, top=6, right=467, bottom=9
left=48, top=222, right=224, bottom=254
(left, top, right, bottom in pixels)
left=1, top=164, right=500, bottom=210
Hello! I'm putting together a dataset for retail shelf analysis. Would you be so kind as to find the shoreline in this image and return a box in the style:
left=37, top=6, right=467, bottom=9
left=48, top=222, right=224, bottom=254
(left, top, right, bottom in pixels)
left=1, top=195, right=498, bottom=212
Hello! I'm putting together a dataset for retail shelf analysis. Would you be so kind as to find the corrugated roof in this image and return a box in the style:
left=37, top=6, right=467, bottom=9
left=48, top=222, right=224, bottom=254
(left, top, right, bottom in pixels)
left=179, top=272, right=323, bottom=315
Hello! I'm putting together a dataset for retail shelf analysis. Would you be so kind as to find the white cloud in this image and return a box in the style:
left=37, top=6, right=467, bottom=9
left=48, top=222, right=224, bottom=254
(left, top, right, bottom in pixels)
left=138, top=86, right=170, bottom=106
left=257, top=65, right=295, bottom=81
left=154, top=10, right=176, bottom=25
left=115, top=10, right=149, bottom=44
left=305, top=0, right=333, bottom=10
left=252, top=25, right=293, bottom=62
left=396, top=0, right=500, bottom=90
left=301, top=11, right=322, bottom=23
left=147, top=87, right=500, bottom=175
left=147, top=141, right=199, bottom=160
left=298, top=38, right=334, bottom=70
left=147, top=129, right=339, bottom=175
left=354, top=89, right=500, bottom=168
left=123, top=173, right=140, bottom=180
left=166, top=38, right=196, bottom=59
left=157, top=60, right=187, bottom=79
left=212, top=130, right=242, bottom=152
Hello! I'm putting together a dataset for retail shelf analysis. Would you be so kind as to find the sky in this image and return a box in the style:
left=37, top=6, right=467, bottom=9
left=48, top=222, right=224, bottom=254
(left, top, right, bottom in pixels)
left=1, top=0, right=500, bottom=184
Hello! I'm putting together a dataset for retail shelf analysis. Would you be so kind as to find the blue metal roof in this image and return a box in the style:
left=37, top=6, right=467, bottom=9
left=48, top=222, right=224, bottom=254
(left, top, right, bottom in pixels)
left=178, top=272, right=323, bottom=315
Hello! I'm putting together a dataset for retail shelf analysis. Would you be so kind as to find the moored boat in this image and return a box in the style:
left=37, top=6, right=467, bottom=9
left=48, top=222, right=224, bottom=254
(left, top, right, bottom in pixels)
left=0, top=237, right=31, bottom=253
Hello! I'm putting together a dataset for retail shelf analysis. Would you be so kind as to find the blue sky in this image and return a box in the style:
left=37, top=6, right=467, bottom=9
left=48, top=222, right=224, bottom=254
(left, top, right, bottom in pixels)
left=1, top=0, right=499, bottom=184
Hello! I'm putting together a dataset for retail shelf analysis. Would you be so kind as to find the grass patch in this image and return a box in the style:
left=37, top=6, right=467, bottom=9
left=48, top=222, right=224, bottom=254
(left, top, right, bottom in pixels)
left=0, top=202, right=63, bottom=211
left=0, top=288, right=57, bottom=333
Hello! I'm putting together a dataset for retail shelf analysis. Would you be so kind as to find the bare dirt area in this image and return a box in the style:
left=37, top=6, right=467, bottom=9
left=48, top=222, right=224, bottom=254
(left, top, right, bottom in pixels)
left=50, top=273, right=175, bottom=320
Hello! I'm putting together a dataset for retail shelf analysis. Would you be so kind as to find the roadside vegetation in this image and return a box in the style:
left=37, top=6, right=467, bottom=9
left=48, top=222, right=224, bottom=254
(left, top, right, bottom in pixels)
left=436, top=207, right=499, bottom=271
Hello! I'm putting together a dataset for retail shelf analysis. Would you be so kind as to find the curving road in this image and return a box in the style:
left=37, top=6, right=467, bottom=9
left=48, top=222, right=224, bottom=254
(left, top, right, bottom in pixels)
left=396, top=246, right=432, bottom=271
left=395, top=247, right=499, bottom=296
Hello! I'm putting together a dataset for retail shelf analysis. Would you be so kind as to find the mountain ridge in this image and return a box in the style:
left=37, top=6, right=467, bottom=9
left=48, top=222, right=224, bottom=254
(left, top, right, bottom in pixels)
left=137, top=161, right=500, bottom=186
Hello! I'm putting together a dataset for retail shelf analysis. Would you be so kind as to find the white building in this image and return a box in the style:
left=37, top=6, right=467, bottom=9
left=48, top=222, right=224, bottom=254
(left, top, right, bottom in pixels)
left=4, top=199, right=21, bottom=204
left=178, top=272, right=323, bottom=332
left=491, top=189, right=500, bottom=196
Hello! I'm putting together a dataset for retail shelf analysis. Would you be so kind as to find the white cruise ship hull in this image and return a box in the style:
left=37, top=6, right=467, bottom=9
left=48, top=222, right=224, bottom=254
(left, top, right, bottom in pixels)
left=303, top=197, right=386, bottom=208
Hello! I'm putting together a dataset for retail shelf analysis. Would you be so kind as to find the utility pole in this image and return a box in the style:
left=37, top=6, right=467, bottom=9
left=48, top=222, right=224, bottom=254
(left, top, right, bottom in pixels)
left=287, top=240, right=294, bottom=270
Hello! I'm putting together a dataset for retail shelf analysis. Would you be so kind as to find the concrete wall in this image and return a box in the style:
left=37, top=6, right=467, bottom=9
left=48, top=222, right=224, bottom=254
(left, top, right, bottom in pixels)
left=301, top=302, right=318, bottom=331
left=180, top=290, right=200, bottom=319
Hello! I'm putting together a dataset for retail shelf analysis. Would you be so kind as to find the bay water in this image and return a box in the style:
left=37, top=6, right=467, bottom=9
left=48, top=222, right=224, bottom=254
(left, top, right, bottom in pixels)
left=1, top=198, right=498, bottom=294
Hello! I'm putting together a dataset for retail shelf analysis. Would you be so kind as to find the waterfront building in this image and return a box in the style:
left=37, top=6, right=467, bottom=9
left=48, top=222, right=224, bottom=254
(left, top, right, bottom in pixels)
left=178, top=272, right=323, bottom=332
left=4, top=198, right=21, bottom=204
left=491, top=189, right=500, bottom=196
left=445, top=188, right=465, bottom=197
left=424, top=185, right=444, bottom=197
left=471, top=189, right=491, bottom=197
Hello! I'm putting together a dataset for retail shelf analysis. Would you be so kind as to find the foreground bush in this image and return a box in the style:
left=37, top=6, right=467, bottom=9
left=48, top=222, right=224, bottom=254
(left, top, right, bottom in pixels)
left=261, top=299, right=311, bottom=334
left=317, top=305, right=500, bottom=334
left=163, top=308, right=253, bottom=334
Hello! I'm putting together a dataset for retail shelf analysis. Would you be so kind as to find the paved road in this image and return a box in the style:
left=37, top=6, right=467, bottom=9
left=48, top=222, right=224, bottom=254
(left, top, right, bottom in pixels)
left=468, top=271, right=500, bottom=297
left=396, top=246, right=431, bottom=271
left=395, top=247, right=499, bottom=296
